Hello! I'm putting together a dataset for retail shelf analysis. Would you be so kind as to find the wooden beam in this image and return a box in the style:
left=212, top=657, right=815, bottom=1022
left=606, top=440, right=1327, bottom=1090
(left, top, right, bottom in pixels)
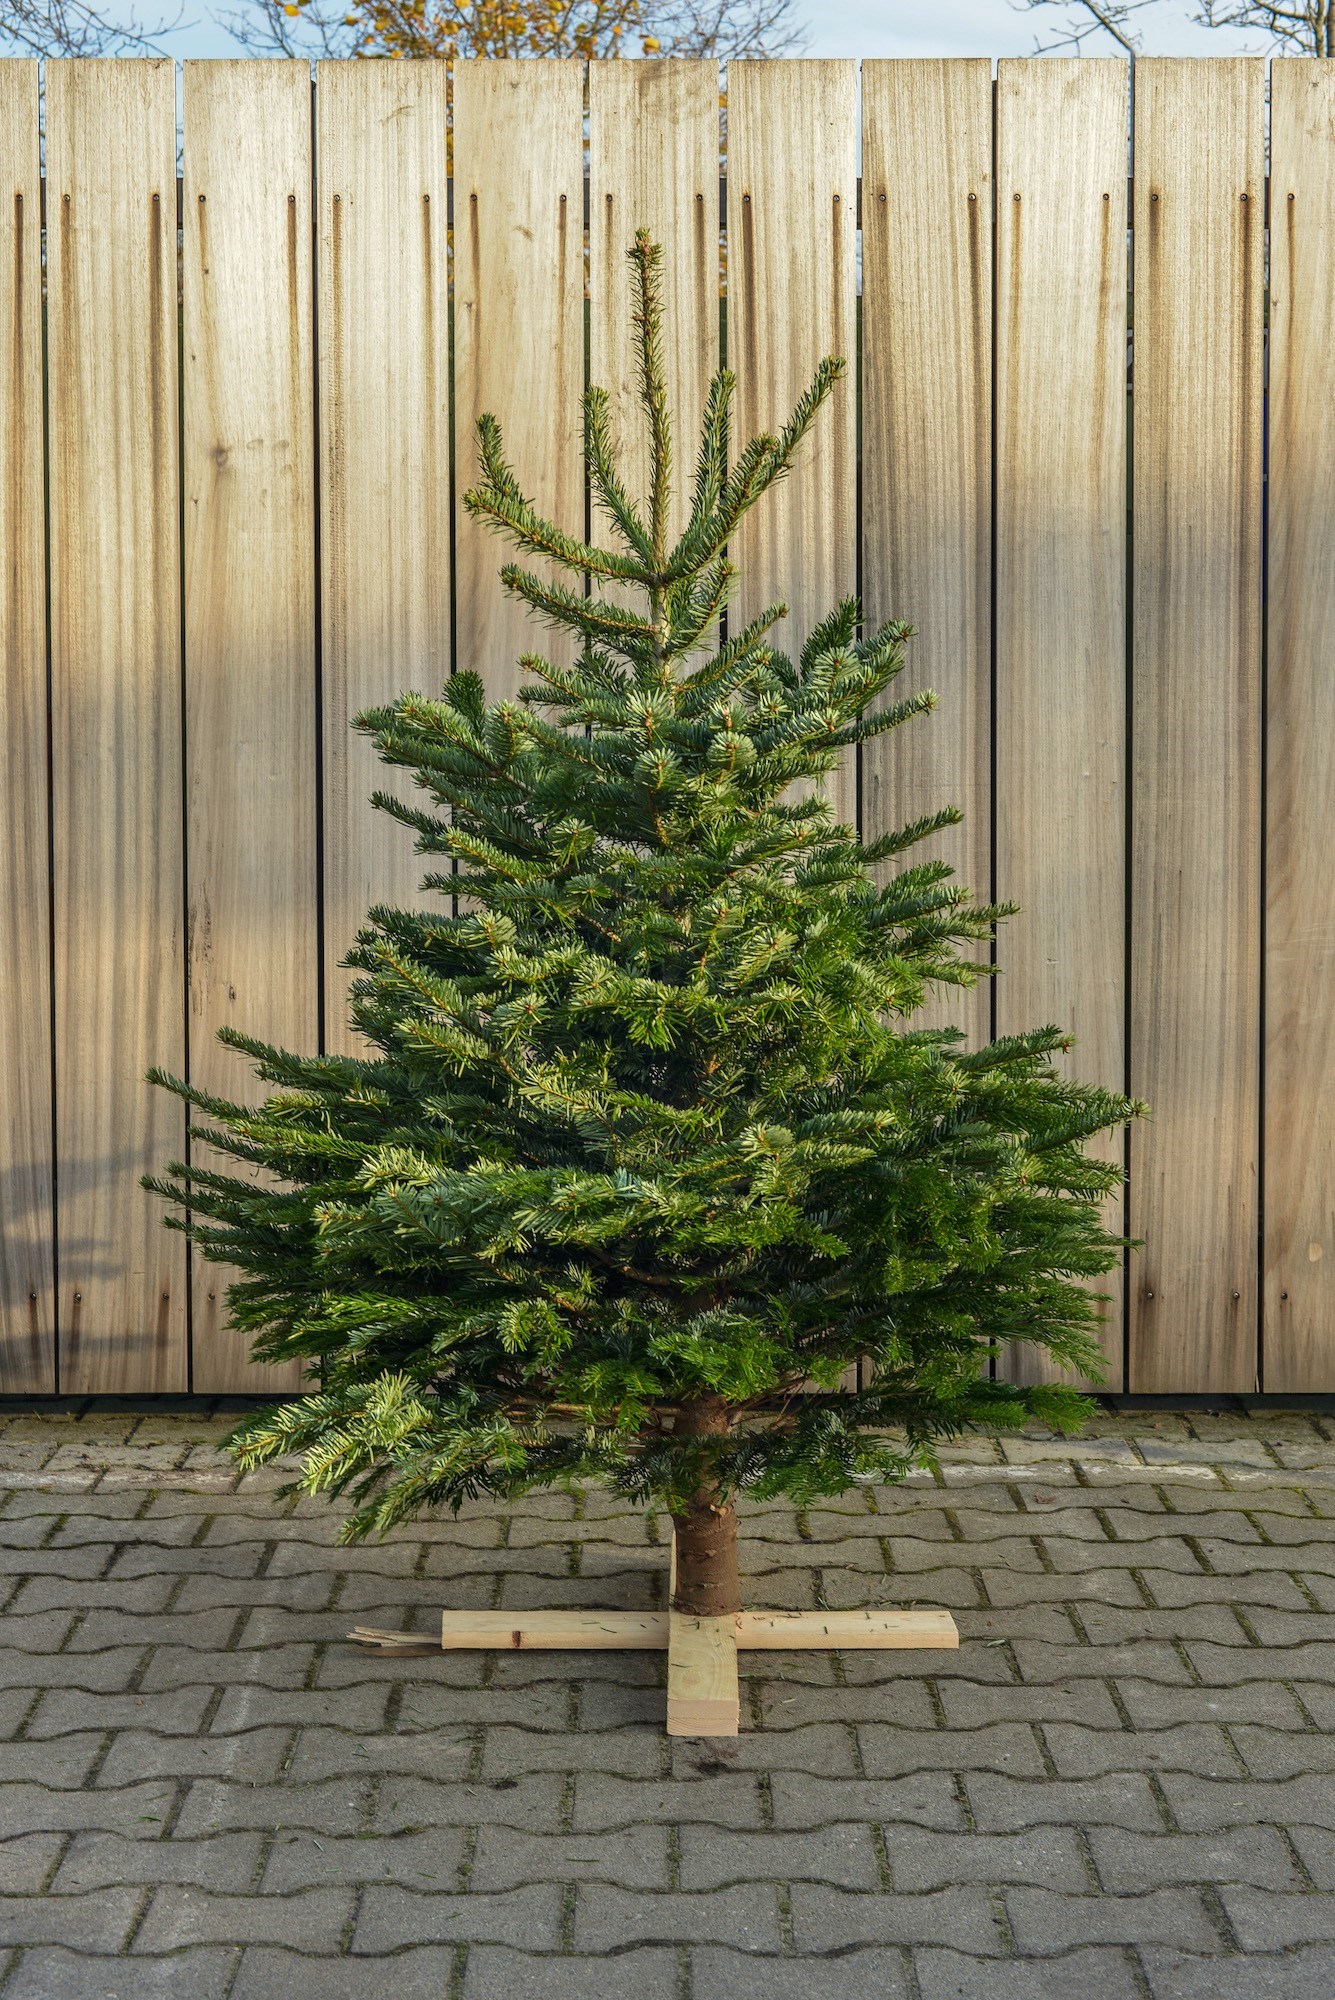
left=736, top=1607, right=958, bottom=1650
left=667, top=1610, right=740, bottom=1737
left=441, top=1610, right=669, bottom=1651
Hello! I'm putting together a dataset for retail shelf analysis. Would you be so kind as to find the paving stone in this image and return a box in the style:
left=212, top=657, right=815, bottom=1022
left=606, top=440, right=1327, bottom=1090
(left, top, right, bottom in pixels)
left=914, top=1944, right=1144, bottom=1999
left=285, top=1726, right=476, bottom=1785
left=882, top=1826, right=1090, bottom=1892
left=1113, top=1680, right=1311, bottom=1730
left=964, top=1772, right=1166, bottom=1833
left=97, top=1726, right=293, bottom=1790
left=1088, top=1827, right=1305, bottom=1893
left=3, top=1947, right=236, bottom=1999
left=208, top=1684, right=391, bottom=1734
left=0, top=1887, right=142, bottom=1950
left=1157, top=1775, right=1335, bottom=1833
left=462, top=1946, right=680, bottom=1999
left=471, top=1824, right=670, bottom=1891
left=1042, top=1721, right=1240, bottom=1778
left=753, top=1679, right=938, bottom=1729
left=0, top=1782, right=180, bottom=1838
left=936, top=1679, right=1124, bottom=1729
left=1218, top=1885, right=1335, bottom=1948
left=262, top=1824, right=466, bottom=1891
left=858, top=1722, right=1047, bottom=1779
left=0, top=1833, right=65, bottom=1894
left=173, top=1777, right=372, bottom=1838
left=1230, top=1726, right=1335, bottom=1780
left=139, top=1644, right=315, bottom=1692
left=571, top=1772, right=763, bottom=1831
left=574, top=1882, right=782, bottom=1952
left=134, top=1883, right=355, bottom=1950
left=52, top=1831, right=265, bottom=1894
left=479, top=1724, right=661, bottom=1781
left=353, top=1881, right=563, bottom=1952
left=678, top=1822, right=880, bottom=1889
left=1005, top=1884, right=1221, bottom=1951
left=374, top=1774, right=567, bottom=1835
left=670, top=1722, right=859, bottom=1779
left=1138, top=1944, right=1335, bottom=1998
left=692, top=1946, right=912, bottom=1998
left=27, top=1687, right=214, bottom=1739
left=767, top=1770, right=964, bottom=1832
left=232, top=1945, right=457, bottom=1999
left=790, top=1882, right=1002, bottom=1952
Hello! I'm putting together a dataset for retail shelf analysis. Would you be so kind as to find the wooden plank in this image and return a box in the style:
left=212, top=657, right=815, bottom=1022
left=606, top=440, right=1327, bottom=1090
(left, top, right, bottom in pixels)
left=667, top=1609, right=740, bottom=1736
left=735, top=1607, right=959, bottom=1650
left=727, top=59, right=857, bottom=826
left=0, top=61, right=52, bottom=1392
left=46, top=60, right=186, bottom=1393
left=1265, top=62, right=1335, bottom=1391
left=995, top=59, right=1128, bottom=1390
left=1129, top=60, right=1263, bottom=1393
left=317, top=61, right=449, bottom=1053
left=588, top=58, right=718, bottom=548
left=182, top=62, right=314, bottom=1393
left=861, top=60, right=992, bottom=1046
left=438, top=1610, right=670, bottom=1651
left=453, top=60, right=584, bottom=702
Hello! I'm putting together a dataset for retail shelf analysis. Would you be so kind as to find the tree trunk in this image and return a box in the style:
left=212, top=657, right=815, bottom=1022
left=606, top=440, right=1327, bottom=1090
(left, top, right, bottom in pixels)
left=671, top=1492, right=740, bottom=1617
left=670, top=1397, right=740, bottom=1618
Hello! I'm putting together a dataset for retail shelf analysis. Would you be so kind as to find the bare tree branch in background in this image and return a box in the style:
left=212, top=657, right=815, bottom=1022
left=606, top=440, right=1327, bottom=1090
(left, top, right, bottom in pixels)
left=1018, top=0, right=1334, bottom=51
left=0, top=0, right=180, bottom=54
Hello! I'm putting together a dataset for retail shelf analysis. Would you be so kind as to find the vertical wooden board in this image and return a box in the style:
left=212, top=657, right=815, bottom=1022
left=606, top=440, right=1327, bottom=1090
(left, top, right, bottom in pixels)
left=318, top=61, right=449, bottom=1054
left=727, top=60, right=857, bottom=827
left=0, top=61, right=52, bottom=1391
left=588, top=59, right=718, bottom=547
left=1265, top=63, right=1335, bottom=1391
left=183, top=62, right=314, bottom=1393
left=861, top=61, right=991, bottom=1046
left=453, top=60, right=584, bottom=701
left=995, top=59, right=1128, bottom=1389
left=46, top=60, right=185, bottom=1393
left=1129, top=60, right=1263, bottom=1393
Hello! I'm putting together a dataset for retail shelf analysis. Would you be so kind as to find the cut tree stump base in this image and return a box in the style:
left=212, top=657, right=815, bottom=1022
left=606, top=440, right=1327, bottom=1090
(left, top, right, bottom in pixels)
left=348, top=1537, right=959, bottom=1735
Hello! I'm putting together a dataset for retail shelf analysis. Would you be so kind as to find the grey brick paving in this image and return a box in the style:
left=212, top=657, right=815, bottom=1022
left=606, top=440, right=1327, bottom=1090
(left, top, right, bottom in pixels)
left=5, top=1403, right=1335, bottom=1996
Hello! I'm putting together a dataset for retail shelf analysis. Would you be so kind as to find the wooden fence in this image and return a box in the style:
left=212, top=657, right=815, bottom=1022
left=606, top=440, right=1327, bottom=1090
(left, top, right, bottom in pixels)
left=1, top=54, right=1332, bottom=1399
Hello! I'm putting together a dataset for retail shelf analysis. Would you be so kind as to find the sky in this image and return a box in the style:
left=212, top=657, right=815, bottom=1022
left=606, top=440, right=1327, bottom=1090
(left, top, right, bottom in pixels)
left=102, top=0, right=1265, bottom=63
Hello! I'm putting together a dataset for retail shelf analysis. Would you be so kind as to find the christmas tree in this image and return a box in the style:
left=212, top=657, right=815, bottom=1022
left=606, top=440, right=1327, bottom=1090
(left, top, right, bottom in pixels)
left=148, top=234, right=1134, bottom=1622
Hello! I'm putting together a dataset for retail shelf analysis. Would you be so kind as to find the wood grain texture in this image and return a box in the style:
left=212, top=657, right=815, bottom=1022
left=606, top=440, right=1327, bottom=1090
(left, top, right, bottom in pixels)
left=667, top=1611, right=740, bottom=1736
left=861, top=60, right=992, bottom=1045
left=1264, top=62, right=1335, bottom=1392
left=1129, top=59, right=1263, bottom=1393
left=46, top=60, right=186, bottom=1393
left=317, top=61, right=449, bottom=1054
left=453, top=60, right=584, bottom=700
left=183, top=62, right=314, bottom=1393
left=588, top=59, right=718, bottom=548
left=995, top=59, right=1128, bottom=1389
left=0, top=61, right=52, bottom=1392
left=727, top=59, right=857, bottom=826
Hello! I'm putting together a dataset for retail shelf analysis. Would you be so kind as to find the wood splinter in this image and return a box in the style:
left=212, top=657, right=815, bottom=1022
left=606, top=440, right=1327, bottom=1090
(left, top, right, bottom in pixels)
left=348, top=1537, right=959, bottom=1736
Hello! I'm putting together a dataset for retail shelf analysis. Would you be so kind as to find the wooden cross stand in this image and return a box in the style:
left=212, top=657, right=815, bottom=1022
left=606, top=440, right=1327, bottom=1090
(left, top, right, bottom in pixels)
left=351, top=1536, right=959, bottom=1736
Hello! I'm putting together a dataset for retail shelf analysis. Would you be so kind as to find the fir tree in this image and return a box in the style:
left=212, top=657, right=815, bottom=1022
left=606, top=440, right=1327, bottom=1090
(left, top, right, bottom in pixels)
left=148, top=234, right=1136, bottom=1618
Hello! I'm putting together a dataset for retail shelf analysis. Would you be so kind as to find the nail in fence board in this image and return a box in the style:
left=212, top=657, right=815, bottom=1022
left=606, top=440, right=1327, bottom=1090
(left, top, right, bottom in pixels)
left=0, top=61, right=52, bottom=1392
left=995, top=59, right=1128, bottom=1389
left=588, top=59, right=719, bottom=551
left=1265, top=61, right=1335, bottom=1392
left=727, top=60, right=858, bottom=828
left=317, top=61, right=449, bottom=1055
left=183, top=61, right=315, bottom=1393
left=1129, top=59, right=1263, bottom=1393
left=453, top=60, right=584, bottom=702
left=46, top=59, right=187, bottom=1392
left=860, top=59, right=992, bottom=1048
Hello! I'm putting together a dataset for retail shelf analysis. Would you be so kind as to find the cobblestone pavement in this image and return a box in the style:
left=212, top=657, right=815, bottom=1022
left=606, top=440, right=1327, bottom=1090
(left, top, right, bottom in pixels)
left=4, top=1401, right=1335, bottom=1997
